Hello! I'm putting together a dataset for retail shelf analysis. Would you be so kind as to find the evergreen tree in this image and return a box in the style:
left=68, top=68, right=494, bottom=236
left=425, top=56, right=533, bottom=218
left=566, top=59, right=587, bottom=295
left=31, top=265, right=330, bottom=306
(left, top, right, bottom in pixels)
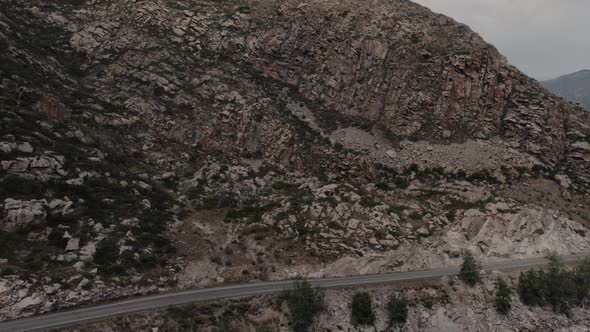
left=495, top=278, right=512, bottom=315
left=574, top=258, right=590, bottom=307
left=459, top=251, right=481, bottom=286
left=350, top=292, right=376, bottom=326
left=386, top=295, right=409, bottom=326
left=545, top=253, right=576, bottom=314
left=518, top=270, right=546, bottom=306
left=517, top=253, right=588, bottom=314
left=284, top=281, right=325, bottom=332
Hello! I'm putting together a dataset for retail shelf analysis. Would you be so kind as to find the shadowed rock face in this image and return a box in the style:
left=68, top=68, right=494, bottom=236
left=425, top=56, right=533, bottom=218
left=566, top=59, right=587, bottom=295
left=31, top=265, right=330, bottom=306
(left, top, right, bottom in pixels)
left=242, top=0, right=588, bottom=169
left=221, top=0, right=571, bottom=163
left=0, top=0, right=579, bottom=167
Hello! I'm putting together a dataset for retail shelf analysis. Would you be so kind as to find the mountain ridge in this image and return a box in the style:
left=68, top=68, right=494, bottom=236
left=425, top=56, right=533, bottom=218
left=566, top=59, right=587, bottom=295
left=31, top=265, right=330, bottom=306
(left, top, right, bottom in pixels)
left=542, top=69, right=590, bottom=111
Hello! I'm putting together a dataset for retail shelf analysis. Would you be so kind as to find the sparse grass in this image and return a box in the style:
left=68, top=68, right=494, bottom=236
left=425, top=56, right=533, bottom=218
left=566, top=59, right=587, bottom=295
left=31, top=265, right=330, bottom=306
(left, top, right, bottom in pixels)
left=274, top=211, right=289, bottom=221
left=162, top=299, right=252, bottom=330
left=415, top=189, right=446, bottom=200
left=388, top=205, right=407, bottom=216
left=395, top=178, right=410, bottom=189
left=375, top=182, right=391, bottom=191
left=360, top=196, right=380, bottom=208
left=194, top=192, right=238, bottom=210
left=374, top=230, right=386, bottom=240
left=327, top=221, right=344, bottom=230
left=225, top=199, right=279, bottom=223
left=444, top=195, right=494, bottom=222
left=422, top=299, right=434, bottom=309
left=272, top=181, right=299, bottom=191
left=408, top=211, right=423, bottom=220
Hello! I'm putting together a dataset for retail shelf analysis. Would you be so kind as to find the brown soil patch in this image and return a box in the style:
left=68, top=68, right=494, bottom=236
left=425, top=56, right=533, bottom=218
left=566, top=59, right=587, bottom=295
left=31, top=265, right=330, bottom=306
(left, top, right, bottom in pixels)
left=175, top=209, right=228, bottom=261
left=502, top=178, right=590, bottom=228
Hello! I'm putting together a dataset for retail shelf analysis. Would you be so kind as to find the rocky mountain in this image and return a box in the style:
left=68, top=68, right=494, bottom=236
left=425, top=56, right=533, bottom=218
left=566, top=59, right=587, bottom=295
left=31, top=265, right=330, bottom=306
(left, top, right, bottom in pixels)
left=542, top=69, right=590, bottom=112
left=1, top=0, right=590, bottom=329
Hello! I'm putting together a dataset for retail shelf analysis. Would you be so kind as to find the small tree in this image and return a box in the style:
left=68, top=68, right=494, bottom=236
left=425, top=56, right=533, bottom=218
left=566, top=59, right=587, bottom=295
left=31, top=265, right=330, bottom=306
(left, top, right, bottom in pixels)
left=574, top=258, right=590, bottom=307
left=386, top=295, right=409, bottom=326
left=544, top=253, right=576, bottom=314
left=518, top=270, right=546, bottom=306
left=351, top=291, right=376, bottom=326
left=495, top=278, right=512, bottom=315
left=517, top=253, right=582, bottom=314
left=459, top=251, right=481, bottom=286
left=285, top=281, right=324, bottom=332
left=94, top=238, right=126, bottom=275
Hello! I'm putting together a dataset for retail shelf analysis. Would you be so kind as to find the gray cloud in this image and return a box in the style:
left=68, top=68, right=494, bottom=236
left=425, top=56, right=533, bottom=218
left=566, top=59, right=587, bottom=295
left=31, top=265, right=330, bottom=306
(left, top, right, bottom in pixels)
left=412, top=0, right=590, bottom=80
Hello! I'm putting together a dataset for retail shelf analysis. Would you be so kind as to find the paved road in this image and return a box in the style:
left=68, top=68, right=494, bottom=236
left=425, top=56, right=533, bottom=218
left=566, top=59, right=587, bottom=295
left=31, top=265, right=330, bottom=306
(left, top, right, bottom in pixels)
left=1, top=252, right=589, bottom=332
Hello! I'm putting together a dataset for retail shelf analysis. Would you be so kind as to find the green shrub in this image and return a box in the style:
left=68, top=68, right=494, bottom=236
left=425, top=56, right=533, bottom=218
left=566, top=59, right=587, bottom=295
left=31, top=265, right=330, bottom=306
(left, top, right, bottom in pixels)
left=46, top=213, right=78, bottom=228
left=395, top=177, right=410, bottom=189
left=407, top=164, right=419, bottom=173
left=0, top=230, right=28, bottom=260
left=48, top=229, right=69, bottom=248
left=455, top=170, right=467, bottom=179
left=422, top=299, right=433, bottom=309
left=518, top=270, right=547, bottom=306
left=224, top=200, right=278, bottom=223
left=0, top=266, right=16, bottom=276
left=272, top=181, right=298, bottom=191
left=165, top=304, right=201, bottom=328
left=350, top=292, right=376, bottom=326
left=375, top=182, right=391, bottom=191
left=360, top=196, right=379, bottom=208
left=386, top=295, right=408, bottom=326
left=197, top=192, right=237, bottom=210
left=284, top=281, right=324, bottom=332
left=409, top=211, right=422, bottom=220
left=574, top=258, right=590, bottom=306
left=544, top=254, right=574, bottom=313
left=0, top=174, right=47, bottom=197
left=416, top=189, right=446, bottom=199
left=459, top=251, right=481, bottom=286
left=495, top=278, right=512, bottom=315
left=444, top=196, right=493, bottom=222
left=94, top=239, right=121, bottom=274
left=517, top=253, right=588, bottom=314
left=274, top=211, right=289, bottom=221
left=23, top=248, right=49, bottom=271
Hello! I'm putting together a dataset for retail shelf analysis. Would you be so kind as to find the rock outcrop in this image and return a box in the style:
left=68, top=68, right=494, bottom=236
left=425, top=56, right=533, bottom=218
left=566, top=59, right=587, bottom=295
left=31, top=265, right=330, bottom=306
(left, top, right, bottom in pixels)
left=2, top=199, right=47, bottom=231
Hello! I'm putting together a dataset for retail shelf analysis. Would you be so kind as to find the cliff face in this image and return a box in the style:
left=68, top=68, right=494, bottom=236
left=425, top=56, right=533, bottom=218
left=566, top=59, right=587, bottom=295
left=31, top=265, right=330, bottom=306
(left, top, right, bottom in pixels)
left=230, top=0, right=571, bottom=163
left=6, top=0, right=572, bottom=167
left=1, top=0, right=590, bottom=323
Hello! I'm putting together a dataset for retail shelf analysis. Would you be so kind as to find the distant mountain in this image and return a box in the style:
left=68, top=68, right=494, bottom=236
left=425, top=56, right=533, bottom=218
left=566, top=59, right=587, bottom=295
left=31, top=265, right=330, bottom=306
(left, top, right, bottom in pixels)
left=542, top=70, right=590, bottom=111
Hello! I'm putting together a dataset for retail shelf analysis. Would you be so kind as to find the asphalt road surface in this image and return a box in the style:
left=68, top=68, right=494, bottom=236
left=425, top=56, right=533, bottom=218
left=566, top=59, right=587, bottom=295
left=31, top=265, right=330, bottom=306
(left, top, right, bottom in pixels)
left=1, top=252, right=589, bottom=331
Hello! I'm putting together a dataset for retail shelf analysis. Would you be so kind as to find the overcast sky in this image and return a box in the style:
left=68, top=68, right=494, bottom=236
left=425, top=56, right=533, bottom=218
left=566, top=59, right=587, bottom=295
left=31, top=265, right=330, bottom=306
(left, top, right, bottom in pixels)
left=412, top=0, right=590, bottom=81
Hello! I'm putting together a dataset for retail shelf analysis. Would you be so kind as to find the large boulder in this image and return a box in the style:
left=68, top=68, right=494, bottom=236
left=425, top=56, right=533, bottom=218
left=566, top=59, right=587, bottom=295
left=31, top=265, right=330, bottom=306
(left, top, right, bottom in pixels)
left=1, top=198, right=47, bottom=231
